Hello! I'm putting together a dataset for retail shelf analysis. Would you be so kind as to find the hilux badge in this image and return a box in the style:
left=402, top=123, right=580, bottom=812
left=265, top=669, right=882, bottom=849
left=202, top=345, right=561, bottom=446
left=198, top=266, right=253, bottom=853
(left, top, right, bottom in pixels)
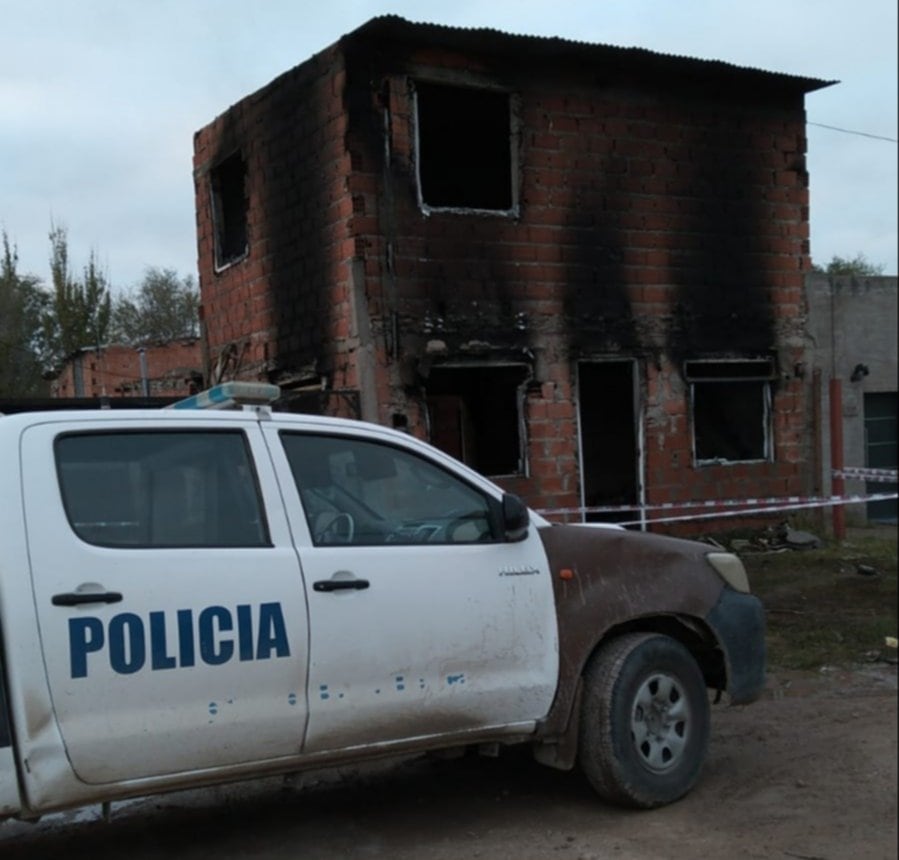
left=498, top=566, right=540, bottom=577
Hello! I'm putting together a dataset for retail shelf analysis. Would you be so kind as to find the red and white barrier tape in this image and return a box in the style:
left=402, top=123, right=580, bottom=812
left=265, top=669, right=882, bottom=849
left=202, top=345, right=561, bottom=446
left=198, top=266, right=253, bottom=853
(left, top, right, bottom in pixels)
left=834, top=467, right=898, bottom=482
left=611, top=493, right=898, bottom=527
left=536, top=491, right=898, bottom=524
left=539, top=494, right=850, bottom=517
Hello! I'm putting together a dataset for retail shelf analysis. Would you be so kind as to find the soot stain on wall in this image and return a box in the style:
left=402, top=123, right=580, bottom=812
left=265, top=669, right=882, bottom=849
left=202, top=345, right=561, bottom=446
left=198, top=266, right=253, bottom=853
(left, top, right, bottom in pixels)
left=667, top=107, right=776, bottom=371
left=264, top=69, right=336, bottom=378
left=348, top=35, right=530, bottom=365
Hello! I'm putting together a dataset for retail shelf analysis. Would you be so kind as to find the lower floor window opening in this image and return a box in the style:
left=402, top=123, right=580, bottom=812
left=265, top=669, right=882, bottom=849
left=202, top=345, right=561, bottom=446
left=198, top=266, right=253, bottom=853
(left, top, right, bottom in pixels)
left=689, top=361, right=774, bottom=464
left=425, top=364, right=528, bottom=477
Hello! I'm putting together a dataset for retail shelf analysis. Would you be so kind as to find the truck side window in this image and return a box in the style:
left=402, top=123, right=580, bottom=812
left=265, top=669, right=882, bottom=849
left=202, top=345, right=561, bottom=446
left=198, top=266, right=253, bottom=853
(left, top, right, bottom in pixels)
left=55, top=431, right=269, bottom=548
left=280, top=433, right=496, bottom=546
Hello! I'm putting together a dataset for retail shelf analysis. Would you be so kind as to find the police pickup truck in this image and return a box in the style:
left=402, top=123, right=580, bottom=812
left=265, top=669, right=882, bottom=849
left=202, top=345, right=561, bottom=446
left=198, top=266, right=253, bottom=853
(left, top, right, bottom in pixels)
left=0, top=382, right=764, bottom=820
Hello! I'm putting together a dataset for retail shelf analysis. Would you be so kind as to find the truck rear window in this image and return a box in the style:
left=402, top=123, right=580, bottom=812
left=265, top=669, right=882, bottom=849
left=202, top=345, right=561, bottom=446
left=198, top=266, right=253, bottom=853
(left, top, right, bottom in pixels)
left=54, top=431, right=269, bottom=548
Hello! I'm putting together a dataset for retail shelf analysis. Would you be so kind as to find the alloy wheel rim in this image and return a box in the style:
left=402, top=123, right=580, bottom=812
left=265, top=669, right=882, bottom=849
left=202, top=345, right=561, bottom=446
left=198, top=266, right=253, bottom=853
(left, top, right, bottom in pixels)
left=629, top=672, right=691, bottom=773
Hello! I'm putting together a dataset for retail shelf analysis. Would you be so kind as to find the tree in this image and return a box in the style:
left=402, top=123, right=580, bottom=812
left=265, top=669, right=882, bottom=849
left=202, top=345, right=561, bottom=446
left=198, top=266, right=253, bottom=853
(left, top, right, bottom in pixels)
left=41, top=224, right=112, bottom=370
left=110, top=267, right=199, bottom=345
left=812, top=253, right=886, bottom=276
left=0, top=231, right=51, bottom=396
left=0, top=224, right=200, bottom=395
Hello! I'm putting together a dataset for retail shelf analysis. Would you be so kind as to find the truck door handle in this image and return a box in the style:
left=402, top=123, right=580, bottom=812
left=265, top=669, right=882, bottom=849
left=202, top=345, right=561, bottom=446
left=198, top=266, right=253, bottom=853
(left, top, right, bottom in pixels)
left=313, top=579, right=370, bottom=592
left=52, top=591, right=124, bottom=606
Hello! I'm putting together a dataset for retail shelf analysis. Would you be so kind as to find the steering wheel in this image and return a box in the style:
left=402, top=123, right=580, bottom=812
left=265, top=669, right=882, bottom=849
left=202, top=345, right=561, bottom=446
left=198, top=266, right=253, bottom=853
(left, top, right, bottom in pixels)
left=313, top=511, right=355, bottom=545
left=445, top=512, right=491, bottom=543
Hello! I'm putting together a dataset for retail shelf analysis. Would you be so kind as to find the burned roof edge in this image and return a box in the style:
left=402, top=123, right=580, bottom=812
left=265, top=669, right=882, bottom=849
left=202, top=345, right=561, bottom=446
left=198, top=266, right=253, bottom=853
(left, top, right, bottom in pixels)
left=342, top=14, right=836, bottom=95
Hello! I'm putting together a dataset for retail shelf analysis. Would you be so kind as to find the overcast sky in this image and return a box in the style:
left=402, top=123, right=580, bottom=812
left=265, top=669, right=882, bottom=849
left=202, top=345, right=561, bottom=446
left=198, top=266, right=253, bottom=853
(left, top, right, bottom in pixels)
left=1, top=0, right=896, bottom=292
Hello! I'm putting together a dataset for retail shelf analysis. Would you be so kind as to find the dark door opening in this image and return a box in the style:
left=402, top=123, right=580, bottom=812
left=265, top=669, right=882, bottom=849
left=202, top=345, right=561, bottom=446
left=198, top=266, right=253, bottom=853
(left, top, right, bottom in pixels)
left=864, top=391, right=897, bottom=523
left=425, top=365, right=527, bottom=477
left=577, top=361, right=640, bottom=525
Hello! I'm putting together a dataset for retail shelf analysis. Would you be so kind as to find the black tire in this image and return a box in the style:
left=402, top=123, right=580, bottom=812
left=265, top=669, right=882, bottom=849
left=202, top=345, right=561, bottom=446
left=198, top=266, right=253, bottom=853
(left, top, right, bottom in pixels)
left=578, top=632, right=710, bottom=809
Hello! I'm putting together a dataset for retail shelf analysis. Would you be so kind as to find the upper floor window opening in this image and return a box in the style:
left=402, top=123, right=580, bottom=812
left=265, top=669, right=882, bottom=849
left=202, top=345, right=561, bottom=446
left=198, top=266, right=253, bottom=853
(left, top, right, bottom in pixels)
left=413, top=80, right=517, bottom=214
left=210, top=152, right=248, bottom=270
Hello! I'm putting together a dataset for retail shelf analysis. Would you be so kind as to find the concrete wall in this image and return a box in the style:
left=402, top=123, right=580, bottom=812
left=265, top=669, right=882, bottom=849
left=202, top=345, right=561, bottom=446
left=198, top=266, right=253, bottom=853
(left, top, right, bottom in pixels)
left=805, top=273, right=898, bottom=517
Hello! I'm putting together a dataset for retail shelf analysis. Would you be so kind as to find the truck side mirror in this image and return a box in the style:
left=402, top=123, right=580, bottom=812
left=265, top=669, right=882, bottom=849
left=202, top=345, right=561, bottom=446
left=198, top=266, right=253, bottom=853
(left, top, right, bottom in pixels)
left=502, top=493, right=530, bottom=542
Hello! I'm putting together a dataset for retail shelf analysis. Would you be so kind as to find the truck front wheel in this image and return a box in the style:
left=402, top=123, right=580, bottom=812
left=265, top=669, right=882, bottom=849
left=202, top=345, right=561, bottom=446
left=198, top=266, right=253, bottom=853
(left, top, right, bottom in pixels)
left=578, top=632, right=710, bottom=808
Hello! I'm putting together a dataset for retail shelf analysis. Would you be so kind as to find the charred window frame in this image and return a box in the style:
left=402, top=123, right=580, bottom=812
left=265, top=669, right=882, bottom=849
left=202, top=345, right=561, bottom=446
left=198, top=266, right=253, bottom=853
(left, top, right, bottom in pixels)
left=425, top=365, right=529, bottom=477
left=686, top=359, right=775, bottom=465
left=413, top=80, right=518, bottom=214
left=210, top=152, right=248, bottom=270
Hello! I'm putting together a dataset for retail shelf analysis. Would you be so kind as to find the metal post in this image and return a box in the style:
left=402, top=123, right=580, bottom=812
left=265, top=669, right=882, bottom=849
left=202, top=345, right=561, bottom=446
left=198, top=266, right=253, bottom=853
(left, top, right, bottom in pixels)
left=138, top=348, right=149, bottom=397
left=829, top=377, right=845, bottom=541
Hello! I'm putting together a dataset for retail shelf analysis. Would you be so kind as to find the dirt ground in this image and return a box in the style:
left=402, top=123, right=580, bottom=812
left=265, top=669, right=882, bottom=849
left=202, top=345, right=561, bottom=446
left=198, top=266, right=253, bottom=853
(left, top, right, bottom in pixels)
left=1, top=664, right=895, bottom=860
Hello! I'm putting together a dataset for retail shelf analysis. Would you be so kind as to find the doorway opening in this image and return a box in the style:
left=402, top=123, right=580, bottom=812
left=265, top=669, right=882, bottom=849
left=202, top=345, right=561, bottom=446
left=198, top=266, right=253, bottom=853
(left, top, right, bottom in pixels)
left=576, top=361, right=642, bottom=526
left=864, top=391, right=897, bottom=523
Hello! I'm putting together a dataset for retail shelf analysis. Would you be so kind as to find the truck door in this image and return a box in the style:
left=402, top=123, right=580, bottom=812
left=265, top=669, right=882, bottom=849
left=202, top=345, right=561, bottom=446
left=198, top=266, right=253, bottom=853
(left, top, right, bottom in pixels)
left=266, top=427, right=559, bottom=754
left=22, top=418, right=309, bottom=784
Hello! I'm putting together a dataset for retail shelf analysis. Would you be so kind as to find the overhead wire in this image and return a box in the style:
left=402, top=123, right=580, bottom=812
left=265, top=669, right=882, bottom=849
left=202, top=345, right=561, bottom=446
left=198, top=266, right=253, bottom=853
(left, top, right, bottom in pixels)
left=808, top=122, right=898, bottom=143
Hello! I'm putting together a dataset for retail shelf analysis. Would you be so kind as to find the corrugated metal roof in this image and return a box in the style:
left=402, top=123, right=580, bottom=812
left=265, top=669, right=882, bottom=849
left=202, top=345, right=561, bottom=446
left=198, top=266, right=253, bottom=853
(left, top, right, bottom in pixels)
left=343, top=15, right=835, bottom=94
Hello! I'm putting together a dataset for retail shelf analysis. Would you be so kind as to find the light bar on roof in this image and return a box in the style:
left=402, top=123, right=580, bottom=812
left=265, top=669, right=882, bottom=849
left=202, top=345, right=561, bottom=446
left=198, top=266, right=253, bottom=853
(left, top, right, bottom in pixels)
left=166, top=382, right=281, bottom=410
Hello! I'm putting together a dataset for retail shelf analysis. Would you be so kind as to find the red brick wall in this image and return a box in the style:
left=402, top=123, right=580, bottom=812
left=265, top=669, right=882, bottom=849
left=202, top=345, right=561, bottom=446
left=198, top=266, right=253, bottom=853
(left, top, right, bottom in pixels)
left=349, top=50, right=810, bottom=516
left=194, top=45, right=364, bottom=393
left=52, top=341, right=201, bottom=399
left=641, top=357, right=806, bottom=533
left=193, top=26, right=814, bottom=526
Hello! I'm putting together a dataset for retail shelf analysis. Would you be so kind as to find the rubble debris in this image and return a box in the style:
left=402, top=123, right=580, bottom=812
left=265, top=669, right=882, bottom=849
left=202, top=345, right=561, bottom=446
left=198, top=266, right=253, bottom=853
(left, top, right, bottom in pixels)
left=777, top=524, right=823, bottom=551
left=702, top=522, right=825, bottom=554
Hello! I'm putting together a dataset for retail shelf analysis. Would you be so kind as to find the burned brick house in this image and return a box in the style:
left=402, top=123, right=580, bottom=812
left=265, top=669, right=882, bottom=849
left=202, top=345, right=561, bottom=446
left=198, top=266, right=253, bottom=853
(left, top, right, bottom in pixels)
left=193, top=16, right=833, bottom=524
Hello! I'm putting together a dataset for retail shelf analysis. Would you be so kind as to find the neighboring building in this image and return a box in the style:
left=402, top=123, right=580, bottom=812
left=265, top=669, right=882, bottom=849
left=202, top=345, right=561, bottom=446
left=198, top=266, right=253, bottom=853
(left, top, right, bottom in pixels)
left=193, top=16, right=833, bottom=525
left=52, top=341, right=202, bottom=400
left=805, top=274, right=898, bottom=523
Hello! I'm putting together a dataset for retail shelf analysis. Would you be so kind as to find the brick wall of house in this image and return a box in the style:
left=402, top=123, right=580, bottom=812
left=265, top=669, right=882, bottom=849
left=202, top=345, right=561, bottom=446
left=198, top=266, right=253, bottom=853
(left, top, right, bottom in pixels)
left=52, top=341, right=202, bottom=399
left=345, top=29, right=813, bottom=519
left=194, top=18, right=825, bottom=527
left=194, top=44, right=372, bottom=401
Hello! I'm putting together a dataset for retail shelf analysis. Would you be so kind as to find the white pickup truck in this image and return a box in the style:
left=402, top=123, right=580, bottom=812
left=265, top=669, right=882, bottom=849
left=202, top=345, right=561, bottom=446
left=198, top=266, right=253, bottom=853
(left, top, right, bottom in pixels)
left=0, top=383, right=764, bottom=821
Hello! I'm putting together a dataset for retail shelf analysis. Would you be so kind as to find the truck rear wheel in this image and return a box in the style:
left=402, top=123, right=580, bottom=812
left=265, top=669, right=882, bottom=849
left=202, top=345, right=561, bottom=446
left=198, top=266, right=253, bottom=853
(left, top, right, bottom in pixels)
left=578, top=632, right=710, bottom=808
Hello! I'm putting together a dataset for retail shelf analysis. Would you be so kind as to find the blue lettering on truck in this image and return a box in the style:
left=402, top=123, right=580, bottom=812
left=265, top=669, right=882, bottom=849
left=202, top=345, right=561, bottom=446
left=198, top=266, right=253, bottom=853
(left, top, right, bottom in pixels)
left=68, top=603, right=290, bottom=678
